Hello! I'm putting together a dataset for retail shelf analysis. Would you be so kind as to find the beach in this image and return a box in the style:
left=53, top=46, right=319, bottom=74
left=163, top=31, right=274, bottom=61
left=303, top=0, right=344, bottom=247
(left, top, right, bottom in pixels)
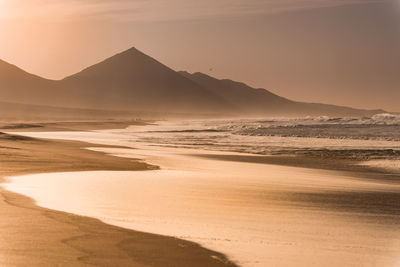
left=2, top=120, right=400, bottom=266
left=0, top=124, right=236, bottom=267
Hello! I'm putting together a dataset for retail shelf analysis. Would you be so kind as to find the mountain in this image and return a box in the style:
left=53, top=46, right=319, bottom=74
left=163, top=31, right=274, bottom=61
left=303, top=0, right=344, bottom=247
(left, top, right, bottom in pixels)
left=59, top=48, right=232, bottom=114
left=179, top=71, right=384, bottom=116
left=0, top=47, right=385, bottom=118
left=179, top=71, right=292, bottom=114
left=0, top=60, right=58, bottom=105
left=0, top=49, right=232, bottom=115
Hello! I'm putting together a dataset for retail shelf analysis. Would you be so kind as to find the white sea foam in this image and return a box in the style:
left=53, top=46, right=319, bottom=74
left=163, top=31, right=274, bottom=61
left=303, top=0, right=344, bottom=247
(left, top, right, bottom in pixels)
left=106, top=118, right=400, bottom=157
left=10, top=117, right=400, bottom=158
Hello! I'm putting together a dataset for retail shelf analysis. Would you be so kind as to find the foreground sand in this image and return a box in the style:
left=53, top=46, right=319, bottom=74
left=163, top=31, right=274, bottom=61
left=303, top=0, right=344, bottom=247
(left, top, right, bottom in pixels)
left=0, top=131, right=236, bottom=266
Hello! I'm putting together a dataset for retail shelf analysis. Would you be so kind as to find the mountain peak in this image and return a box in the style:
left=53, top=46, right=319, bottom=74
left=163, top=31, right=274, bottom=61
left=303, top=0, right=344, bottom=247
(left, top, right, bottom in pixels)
left=115, top=46, right=144, bottom=57
left=126, top=46, right=141, bottom=53
left=63, top=46, right=162, bottom=80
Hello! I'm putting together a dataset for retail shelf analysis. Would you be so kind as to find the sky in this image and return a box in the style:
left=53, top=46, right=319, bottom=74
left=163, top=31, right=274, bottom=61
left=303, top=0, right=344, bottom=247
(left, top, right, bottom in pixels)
left=0, top=0, right=399, bottom=111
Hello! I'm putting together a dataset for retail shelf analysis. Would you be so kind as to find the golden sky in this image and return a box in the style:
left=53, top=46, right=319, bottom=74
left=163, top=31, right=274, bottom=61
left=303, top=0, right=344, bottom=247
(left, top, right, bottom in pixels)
left=0, top=0, right=399, bottom=110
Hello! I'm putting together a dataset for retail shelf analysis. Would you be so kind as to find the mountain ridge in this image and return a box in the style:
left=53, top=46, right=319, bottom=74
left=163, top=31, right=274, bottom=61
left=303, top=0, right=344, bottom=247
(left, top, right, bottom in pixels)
left=179, top=71, right=385, bottom=116
left=58, top=47, right=233, bottom=113
left=0, top=47, right=386, bottom=118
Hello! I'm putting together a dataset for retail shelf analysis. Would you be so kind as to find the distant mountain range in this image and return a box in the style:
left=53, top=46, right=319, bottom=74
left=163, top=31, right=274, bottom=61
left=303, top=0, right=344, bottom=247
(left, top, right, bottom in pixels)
left=0, top=47, right=384, bottom=119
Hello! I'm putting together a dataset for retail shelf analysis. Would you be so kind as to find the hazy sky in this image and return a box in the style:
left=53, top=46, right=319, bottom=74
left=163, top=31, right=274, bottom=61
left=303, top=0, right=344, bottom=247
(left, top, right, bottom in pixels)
left=0, top=0, right=399, bottom=110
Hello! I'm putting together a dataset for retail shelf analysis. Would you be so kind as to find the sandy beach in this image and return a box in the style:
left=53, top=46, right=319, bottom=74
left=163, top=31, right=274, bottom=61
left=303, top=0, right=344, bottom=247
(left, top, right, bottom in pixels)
left=2, top=121, right=400, bottom=267
left=0, top=123, right=236, bottom=267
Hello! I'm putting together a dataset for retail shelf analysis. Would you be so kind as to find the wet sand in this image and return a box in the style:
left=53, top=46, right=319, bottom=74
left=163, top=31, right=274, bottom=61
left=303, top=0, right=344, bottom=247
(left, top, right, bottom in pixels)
left=192, top=153, right=400, bottom=182
left=0, top=131, right=236, bottom=266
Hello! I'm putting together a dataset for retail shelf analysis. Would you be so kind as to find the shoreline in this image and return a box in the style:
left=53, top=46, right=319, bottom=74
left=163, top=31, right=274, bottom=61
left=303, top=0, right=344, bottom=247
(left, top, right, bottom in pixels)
left=190, top=153, right=400, bottom=183
left=2, top=121, right=400, bottom=266
left=0, top=131, right=237, bottom=267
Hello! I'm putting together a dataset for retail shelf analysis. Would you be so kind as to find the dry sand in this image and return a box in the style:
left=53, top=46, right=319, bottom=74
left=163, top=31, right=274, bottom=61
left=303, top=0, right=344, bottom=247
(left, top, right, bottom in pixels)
left=0, top=129, right=236, bottom=267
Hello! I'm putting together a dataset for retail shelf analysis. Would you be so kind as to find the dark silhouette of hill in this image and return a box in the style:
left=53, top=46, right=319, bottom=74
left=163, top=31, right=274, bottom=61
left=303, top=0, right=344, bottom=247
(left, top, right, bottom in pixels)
left=59, top=48, right=231, bottom=114
left=179, top=71, right=293, bottom=114
left=0, top=48, right=385, bottom=118
left=179, top=71, right=384, bottom=116
left=0, top=59, right=58, bottom=105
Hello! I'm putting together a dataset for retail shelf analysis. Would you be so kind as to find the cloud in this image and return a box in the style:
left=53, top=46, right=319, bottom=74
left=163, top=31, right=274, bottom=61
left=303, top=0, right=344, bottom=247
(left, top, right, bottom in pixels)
left=0, top=0, right=384, bottom=22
